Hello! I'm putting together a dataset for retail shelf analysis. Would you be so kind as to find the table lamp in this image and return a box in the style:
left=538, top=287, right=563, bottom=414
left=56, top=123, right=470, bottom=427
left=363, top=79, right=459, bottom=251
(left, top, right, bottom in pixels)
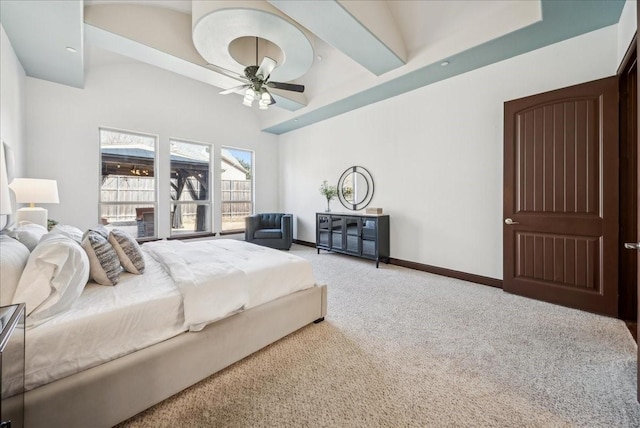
left=8, top=178, right=59, bottom=228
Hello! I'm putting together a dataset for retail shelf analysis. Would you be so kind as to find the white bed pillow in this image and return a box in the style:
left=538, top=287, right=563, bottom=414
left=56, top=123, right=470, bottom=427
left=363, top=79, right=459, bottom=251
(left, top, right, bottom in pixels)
left=82, top=229, right=122, bottom=285
left=0, top=235, right=30, bottom=306
left=50, top=224, right=83, bottom=244
left=12, top=233, right=90, bottom=327
left=7, top=222, right=48, bottom=251
left=108, top=229, right=145, bottom=274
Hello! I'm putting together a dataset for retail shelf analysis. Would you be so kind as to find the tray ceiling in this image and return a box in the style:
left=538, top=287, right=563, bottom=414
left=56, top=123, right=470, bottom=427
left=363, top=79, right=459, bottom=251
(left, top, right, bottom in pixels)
left=0, top=0, right=627, bottom=134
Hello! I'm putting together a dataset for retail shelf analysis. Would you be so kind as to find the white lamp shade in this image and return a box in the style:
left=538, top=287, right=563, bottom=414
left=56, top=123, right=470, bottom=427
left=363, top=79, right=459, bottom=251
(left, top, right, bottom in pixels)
left=9, top=178, right=59, bottom=204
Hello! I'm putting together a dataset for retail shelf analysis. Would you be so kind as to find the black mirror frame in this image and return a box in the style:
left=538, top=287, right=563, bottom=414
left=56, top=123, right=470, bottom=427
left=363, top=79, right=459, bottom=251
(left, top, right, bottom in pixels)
left=337, top=166, right=374, bottom=211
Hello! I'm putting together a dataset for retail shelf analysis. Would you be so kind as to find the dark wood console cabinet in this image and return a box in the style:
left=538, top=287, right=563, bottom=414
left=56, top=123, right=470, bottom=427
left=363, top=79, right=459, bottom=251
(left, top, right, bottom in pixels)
left=316, top=212, right=389, bottom=267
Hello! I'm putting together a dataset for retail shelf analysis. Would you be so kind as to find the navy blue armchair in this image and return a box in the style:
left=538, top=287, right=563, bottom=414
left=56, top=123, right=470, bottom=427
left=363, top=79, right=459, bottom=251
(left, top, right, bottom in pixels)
left=245, top=213, right=293, bottom=250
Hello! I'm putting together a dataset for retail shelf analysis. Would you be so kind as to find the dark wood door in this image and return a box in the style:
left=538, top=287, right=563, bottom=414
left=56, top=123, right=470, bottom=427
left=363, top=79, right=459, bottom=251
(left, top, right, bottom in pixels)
left=636, top=52, right=640, bottom=401
left=636, top=0, right=639, bottom=402
left=637, top=115, right=640, bottom=402
left=504, top=76, right=619, bottom=317
left=636, top=110, right=640, bottom=401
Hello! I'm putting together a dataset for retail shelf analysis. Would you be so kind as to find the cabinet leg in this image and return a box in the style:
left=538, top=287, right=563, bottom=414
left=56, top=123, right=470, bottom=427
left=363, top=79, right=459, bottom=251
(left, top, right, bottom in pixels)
left=317, top=248, right=320, bottom=254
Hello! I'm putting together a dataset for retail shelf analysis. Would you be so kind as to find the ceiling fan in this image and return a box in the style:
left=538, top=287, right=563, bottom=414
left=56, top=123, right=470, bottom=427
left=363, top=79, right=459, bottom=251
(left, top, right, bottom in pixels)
left=207, top=37, right=305, bottom=110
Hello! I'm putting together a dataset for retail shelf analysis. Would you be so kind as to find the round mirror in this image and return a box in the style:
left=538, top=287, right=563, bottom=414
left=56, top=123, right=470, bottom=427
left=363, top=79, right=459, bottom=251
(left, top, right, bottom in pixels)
left=337, top=166, right=374, bottom=210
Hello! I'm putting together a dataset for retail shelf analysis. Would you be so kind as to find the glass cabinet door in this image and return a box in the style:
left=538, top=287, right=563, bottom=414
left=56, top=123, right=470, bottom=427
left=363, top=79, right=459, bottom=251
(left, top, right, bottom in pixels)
left=331, top=216, right=344, bottom=250
left=317, top=214, right=331, bottom=247
left=362, top=218, right=378, bottom=257
left=344, top=217, right=361, bottom=255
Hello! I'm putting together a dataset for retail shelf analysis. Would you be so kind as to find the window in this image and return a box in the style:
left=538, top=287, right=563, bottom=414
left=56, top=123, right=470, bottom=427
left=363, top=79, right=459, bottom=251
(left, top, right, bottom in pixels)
left=99, top=128, right=157, bottom=239
left=170, top=139, right=212, bottom=236
left=221, top=148, right=253, bottom=232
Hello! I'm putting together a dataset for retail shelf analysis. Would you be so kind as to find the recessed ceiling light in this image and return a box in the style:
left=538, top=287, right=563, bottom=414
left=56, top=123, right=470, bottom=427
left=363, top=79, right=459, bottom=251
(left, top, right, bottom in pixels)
left=440, top=61, right=450, bottom=67
left=316, top=55, right=323, bottom=61
left=66, top=47, right=77, bottom=53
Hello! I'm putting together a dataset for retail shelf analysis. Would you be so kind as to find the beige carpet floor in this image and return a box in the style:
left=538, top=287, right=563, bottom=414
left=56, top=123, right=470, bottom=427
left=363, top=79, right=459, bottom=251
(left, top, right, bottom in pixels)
left=118, top=244, right=639, bottom=427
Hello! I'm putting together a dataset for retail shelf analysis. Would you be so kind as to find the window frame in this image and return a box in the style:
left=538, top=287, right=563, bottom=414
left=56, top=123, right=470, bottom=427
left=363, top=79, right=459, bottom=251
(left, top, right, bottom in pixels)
left=220, top=146, right=254, bottom=234
left=98, top=127, right=159, bottom=240
left=169, top=138, right=214, bottom=237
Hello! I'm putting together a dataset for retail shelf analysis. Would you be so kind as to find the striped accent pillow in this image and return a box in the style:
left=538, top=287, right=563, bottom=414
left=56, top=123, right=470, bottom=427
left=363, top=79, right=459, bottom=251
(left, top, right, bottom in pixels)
left=81, top=230, right=121, bottom=286
left=83, top=225, right=109, bottom=239
left=108, top=229, right=145, bottom=274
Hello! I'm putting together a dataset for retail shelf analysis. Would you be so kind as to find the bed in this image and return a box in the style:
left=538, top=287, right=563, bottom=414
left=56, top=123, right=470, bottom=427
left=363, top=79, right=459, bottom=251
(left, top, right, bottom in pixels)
left=0, top=227, right=327, bottom=428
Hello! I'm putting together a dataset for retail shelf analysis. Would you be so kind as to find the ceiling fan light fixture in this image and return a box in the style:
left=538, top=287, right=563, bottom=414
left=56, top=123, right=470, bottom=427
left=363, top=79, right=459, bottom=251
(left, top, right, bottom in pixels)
left=243, top=88, right=256, bottom=106
left=258, top=97, right=269, bottom=110
left=256, top=89, right=271, bottom=110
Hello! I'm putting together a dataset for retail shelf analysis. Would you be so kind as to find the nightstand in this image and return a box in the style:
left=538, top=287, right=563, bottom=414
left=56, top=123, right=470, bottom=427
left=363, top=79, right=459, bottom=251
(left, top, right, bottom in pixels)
left=0, top=304, right=25, bottom=428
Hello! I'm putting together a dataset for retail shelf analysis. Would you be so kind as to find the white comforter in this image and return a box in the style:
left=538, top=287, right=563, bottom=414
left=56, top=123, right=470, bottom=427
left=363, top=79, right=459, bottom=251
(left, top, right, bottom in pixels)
left=143, top=239, right=316, bottom=331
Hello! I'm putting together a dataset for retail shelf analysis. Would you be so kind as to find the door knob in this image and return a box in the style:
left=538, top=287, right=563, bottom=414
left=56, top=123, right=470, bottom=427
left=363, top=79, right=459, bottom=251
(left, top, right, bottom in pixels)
left=504, top=218, right=519, bottom=225
left=624, top=242, right=640, bottom=250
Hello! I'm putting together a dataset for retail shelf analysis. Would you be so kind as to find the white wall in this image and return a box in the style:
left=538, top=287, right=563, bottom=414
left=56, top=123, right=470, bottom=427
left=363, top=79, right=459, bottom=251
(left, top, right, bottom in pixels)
left=617, top=0, right=637, bottom=67
left=0, top=24, right=27, bottom=229
left=0, top=25, right=26, bottom=175
left=25, top=49, right=279, bottom=233
left=0, top=25, right=27, bottom=177
left=279, top=25, right=619, bottom=280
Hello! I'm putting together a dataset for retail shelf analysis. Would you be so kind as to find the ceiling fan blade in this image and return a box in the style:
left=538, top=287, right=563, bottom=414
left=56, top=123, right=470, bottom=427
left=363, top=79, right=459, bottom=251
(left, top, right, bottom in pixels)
left=267, top=91, right=276, bottom=105
left=256, top=56, right=277, bottom=80
left=220, top=84, right=250, bottom=95
left=205, top=63, right=247, bottom=81
left=266, top=81, right=305, bottom=93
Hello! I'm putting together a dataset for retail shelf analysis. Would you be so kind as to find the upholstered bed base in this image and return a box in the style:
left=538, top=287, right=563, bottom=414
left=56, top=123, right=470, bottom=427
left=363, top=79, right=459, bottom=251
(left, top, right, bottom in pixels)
left=22, top=284, right=327, bottom=428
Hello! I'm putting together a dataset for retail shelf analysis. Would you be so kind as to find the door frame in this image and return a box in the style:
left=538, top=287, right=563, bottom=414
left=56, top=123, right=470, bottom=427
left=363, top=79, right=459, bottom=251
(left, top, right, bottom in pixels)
left=618, top=35, right=638, bottom=322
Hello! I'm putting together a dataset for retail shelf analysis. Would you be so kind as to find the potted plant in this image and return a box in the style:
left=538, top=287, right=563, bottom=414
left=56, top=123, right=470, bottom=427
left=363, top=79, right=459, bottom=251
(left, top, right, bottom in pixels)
left=319, top=180, right=338, bottom=212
